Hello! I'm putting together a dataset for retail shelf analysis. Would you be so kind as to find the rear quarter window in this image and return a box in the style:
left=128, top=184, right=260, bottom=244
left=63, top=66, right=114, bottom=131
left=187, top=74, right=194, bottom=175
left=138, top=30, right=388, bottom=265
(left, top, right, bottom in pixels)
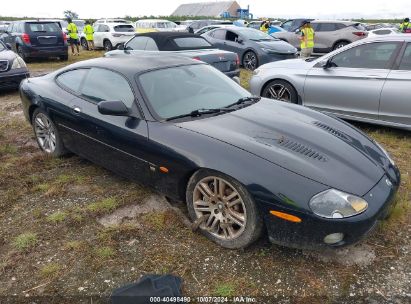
left=57, top=69, right=89, bottom=93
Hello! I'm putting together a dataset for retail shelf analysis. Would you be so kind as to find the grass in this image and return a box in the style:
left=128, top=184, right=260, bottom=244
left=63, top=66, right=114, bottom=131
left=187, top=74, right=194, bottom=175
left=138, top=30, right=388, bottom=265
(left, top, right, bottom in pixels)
left=95, top=246, right=116, bottom=259
left=40, top=263, right=61, bottom=279
left=87, top=197, right=119, bottom=214
left=46, top=211, right=67, bottom=224
left=213, top=282, right=236, bottom=297
left=12, top=233, right=38, bottom=251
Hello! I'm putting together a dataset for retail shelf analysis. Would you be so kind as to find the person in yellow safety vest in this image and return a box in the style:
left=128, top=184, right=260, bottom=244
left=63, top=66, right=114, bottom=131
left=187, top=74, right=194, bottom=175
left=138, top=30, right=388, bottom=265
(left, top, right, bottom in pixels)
left=260, top=20, right=270, bottom=33
left=399, top=18, right=411, bottom=33
left=84, top=20, right=95, bottom=50
left=299, top=20, right=315, bottom=58
left=67, top=18, right=80, bottom=56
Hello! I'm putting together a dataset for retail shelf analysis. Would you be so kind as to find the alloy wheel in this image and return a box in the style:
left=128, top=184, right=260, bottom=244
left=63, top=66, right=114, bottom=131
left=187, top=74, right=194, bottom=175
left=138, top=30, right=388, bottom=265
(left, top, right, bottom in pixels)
left=243, top=52, right=257, bottom=70
left=265, top=84, right=291, bottom=102
left=193, top=176, right=246, bottom=240
left=34, top=113, right=56, bottom=153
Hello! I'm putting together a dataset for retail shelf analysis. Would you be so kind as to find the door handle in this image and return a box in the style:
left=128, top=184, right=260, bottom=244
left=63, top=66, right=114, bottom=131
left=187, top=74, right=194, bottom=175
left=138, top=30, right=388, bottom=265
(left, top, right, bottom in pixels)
left=72, top=106, right=81, bottom=114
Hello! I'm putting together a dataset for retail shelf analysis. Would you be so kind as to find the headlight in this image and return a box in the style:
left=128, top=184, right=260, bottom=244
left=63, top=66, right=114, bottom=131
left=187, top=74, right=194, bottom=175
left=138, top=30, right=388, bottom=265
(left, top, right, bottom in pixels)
left=373, top=140, right=395, bottom=166
left=11, top=56, right=27, bottom=69
left=309, top=189, right=368, bottom=219
left=261, top=48, right=278, bottom=54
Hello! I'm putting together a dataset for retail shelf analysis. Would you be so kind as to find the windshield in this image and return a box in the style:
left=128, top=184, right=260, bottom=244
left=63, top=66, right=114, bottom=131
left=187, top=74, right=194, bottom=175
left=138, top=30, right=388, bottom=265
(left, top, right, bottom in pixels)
left=237, top=28, right=274, bottom=41
left=156, top=22, right=177, bottom=29
left=139, top=64, right=250, bottom=120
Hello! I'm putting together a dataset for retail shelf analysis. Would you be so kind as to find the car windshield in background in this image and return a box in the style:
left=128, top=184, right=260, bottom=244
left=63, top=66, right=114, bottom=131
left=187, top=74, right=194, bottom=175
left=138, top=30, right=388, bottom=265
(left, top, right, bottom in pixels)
left=237, top=29, right=274, bottom=41
left=27, top=22, right=61, bottom=32
left=139, top=64, right=250, bottom=120
left=73, top=20, right=85, bottom=27
left=114, top=25, right=135, bottom=32
left=59, top=20, right=68, bottom=28
left=173, top=37, right=212, bottom=48
left=156, top=22, right=177, bottom=28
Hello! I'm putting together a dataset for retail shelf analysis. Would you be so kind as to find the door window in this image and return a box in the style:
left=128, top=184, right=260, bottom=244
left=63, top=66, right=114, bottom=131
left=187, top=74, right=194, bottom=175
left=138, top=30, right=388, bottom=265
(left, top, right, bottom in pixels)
left=330, top=42, right=400, bottom=69
left=126, top=36, right=149, bottom=50
left=318, top=23, right=337, bottom=32
left=226, top=31, right=239, bottom=42
left=211, top=29, right=226, bottom=40
left=145, top=38, right=159, bottom=50
left=80, top=68, right=135, bottom=107
left=56, top=69, right=89, bottom=92
left=398, top=44, right=411, bottom=71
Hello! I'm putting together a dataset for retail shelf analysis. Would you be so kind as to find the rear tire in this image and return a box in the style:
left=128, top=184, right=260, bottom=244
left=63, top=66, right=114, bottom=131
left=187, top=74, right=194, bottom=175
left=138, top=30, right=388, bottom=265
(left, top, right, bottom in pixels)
left=32, top=108, right=67, bottom=157
left=242, top=51, right=258, bottom=70
left=333, top=41, right=350, bottom=50
left=103, top=40, right=113, bottom=51
left=81, top=38, right=88, bottom=50
left=17, top=45, right=30, bottom=63
left=186, top=169, right=263, bottom=249
left=262, top=80, right=298, bottom=103
left=60, top=54, right=68, bottom=61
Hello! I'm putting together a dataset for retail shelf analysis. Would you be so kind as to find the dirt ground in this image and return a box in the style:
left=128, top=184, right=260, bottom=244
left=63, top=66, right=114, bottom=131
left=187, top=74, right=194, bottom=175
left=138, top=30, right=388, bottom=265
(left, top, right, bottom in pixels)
left=0, top=53, right=410, bottom=303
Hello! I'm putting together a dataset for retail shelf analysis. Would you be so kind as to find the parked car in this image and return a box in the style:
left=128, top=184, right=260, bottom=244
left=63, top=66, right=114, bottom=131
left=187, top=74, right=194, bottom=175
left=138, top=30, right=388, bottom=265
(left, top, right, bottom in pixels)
left=0, top=21, right=11, bottom=32
left=195, top=24, right=234, bottom=35
left=105, top=32, right=240, bottom=78
left=0, top=20, right=68, bottom=62
left=367, top=28, right=400, bottom=37
left=202, top=26, right=297, bottom=70
left=280, top=19, right=314, bottom=32
left=135, top=19, right=184, bottom=33
left=250, top=35, right=411, bottom=130
left=92, top=23, right=135, bottom=51
left=0, top=40, right=29, bottom=90
left=186, top=20, right=233, bottom=33
left=19, top=55, right=400, bottom=249
left=273, top=20, right=368, bottom=53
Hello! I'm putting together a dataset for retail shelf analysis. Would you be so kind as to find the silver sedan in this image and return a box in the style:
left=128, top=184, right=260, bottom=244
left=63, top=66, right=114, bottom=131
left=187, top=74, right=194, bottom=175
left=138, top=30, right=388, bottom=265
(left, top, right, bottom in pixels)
left=250, top=35, right=411, bottom=130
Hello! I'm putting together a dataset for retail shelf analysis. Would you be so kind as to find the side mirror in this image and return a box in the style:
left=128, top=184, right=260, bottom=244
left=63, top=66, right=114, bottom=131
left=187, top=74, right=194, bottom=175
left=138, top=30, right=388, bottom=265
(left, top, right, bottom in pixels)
left=5, top=43, right=12, bottom=50
left=320, top=59, right=332, bottom=69
left=117, top=43, right=124, bottom=50
left=98, top=100, right=130, bottom=116
left=237, top=38, right=243, bottom=44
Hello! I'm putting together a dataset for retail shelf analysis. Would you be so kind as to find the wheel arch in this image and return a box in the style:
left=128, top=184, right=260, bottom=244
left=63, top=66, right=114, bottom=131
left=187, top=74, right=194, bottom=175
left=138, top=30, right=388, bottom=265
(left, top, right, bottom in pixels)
left=260, top=78, right=302, bottom=105
left=332, top=39, right=351, bottom=50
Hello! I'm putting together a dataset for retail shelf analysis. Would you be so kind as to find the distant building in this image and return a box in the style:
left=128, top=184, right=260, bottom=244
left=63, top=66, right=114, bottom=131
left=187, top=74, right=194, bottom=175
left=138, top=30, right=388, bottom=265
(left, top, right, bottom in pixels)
left=172, top=1, right=241, bottom=18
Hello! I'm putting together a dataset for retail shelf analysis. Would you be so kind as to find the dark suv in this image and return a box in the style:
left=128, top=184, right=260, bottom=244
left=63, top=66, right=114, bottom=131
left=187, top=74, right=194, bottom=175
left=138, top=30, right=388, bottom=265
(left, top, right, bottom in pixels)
left=0, top=21, right=68, bottom=62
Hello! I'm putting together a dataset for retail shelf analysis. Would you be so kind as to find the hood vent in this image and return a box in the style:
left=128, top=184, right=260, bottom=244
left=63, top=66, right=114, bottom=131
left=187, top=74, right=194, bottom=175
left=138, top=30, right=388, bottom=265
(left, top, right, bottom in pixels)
left=278, top=137, right=327, bottom=162
left=313, top=121, right=350, bottom=141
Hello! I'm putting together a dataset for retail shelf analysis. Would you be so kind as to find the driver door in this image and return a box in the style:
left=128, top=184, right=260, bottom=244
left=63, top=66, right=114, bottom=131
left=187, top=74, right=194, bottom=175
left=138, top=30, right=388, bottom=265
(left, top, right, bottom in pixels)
left=303, top=42, right=401, bottom=120
left=93, top=25, right=104, bottom=47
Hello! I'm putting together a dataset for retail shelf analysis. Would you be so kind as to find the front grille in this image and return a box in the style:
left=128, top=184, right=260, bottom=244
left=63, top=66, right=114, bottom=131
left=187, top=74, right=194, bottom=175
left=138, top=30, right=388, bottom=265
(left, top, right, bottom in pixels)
left=0, top=60, right=9, bottom=72
left=313, top=121, right=350, bottom=141
left=278, top=136, right=327, bottom=162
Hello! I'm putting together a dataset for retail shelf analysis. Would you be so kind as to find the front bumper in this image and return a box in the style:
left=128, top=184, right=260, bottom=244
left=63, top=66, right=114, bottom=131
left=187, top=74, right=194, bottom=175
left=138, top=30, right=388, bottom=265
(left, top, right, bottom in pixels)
left=262, top=171, right=400, bottom=250
left=0, top=69, right=30, bottom=90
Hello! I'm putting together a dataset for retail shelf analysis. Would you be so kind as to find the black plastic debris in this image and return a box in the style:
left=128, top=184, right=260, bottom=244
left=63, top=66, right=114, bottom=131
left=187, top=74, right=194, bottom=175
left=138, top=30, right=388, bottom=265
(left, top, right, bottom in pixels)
left=111, top=274, right=183, bottom=304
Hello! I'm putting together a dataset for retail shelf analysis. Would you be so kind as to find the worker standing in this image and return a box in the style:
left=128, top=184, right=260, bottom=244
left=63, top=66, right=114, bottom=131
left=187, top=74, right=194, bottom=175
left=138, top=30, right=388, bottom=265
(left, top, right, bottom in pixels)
left=84, top=21, right=95, bottom=50
left=399, top=18, right=411, bottom=33
left=260, top=20, right=270, bottom=33
left=67, top=18, right=80, bottom=56
left=299, top=20, right=315, bottom=58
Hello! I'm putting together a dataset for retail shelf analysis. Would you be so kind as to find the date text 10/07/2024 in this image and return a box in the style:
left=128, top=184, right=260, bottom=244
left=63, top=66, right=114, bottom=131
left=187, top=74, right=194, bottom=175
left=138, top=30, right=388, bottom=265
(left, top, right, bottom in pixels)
left=149, top=296, right=257, bottom=303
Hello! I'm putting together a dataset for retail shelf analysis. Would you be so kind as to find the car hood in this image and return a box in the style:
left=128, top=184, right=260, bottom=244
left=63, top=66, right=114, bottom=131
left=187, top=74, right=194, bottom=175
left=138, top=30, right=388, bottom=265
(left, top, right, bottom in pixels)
left=255, top=40, right=297, bottom=54
left=258, top=57, right=317, bottom=70
left=177, top=99, right=386, bottom=196
left=0, top=49, right=17, bottom=61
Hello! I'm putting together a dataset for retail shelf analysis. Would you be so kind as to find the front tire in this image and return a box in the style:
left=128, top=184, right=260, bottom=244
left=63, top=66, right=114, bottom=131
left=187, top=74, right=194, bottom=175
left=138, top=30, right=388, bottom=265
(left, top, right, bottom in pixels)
left=242, top=51, right=258, bottom=70
left=103, top=40, right=113, bottom=51
left=186, top=169, right=263, bottom=249
left=32, top=108, right=67, bottom=157
left=262, top=80, right=298, bottom=103
left=333, top=41, right=349, bottom=50
left=81, top=38, right=88, bottom=50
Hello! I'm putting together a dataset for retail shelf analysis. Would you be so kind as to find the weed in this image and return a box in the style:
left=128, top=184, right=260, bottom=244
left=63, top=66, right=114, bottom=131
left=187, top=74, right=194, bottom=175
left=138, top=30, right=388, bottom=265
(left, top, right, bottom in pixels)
left=213, top=282, right=236, bottom=297
left=95, top=246, right=116, bottom=259
left=87, top=197, right=118, bottom=214
left=40, top=263, right=61, bottom=278
left=47, top=211, right=67, bottom=224
left=13, top=233, right=38, bottom=251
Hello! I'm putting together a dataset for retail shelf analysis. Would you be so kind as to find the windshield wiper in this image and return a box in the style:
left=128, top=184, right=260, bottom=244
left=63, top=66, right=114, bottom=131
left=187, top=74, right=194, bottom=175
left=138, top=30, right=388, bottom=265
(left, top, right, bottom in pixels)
left=166, top=108, right=234, bottom=121
left=226, top=96, right=261, bottom=108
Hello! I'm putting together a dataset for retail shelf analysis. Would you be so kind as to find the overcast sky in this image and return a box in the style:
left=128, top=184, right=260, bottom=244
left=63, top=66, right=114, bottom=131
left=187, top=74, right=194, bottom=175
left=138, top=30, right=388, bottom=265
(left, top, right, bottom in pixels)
left=2, top=0, right=410, bottom=20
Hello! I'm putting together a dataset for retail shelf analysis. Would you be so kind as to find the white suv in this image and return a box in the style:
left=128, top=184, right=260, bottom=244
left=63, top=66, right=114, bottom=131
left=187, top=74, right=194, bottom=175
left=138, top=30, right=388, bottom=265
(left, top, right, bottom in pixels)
left=93, top=19, right=131, bottom=26
left=87, top=23, right=135, bottom=51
